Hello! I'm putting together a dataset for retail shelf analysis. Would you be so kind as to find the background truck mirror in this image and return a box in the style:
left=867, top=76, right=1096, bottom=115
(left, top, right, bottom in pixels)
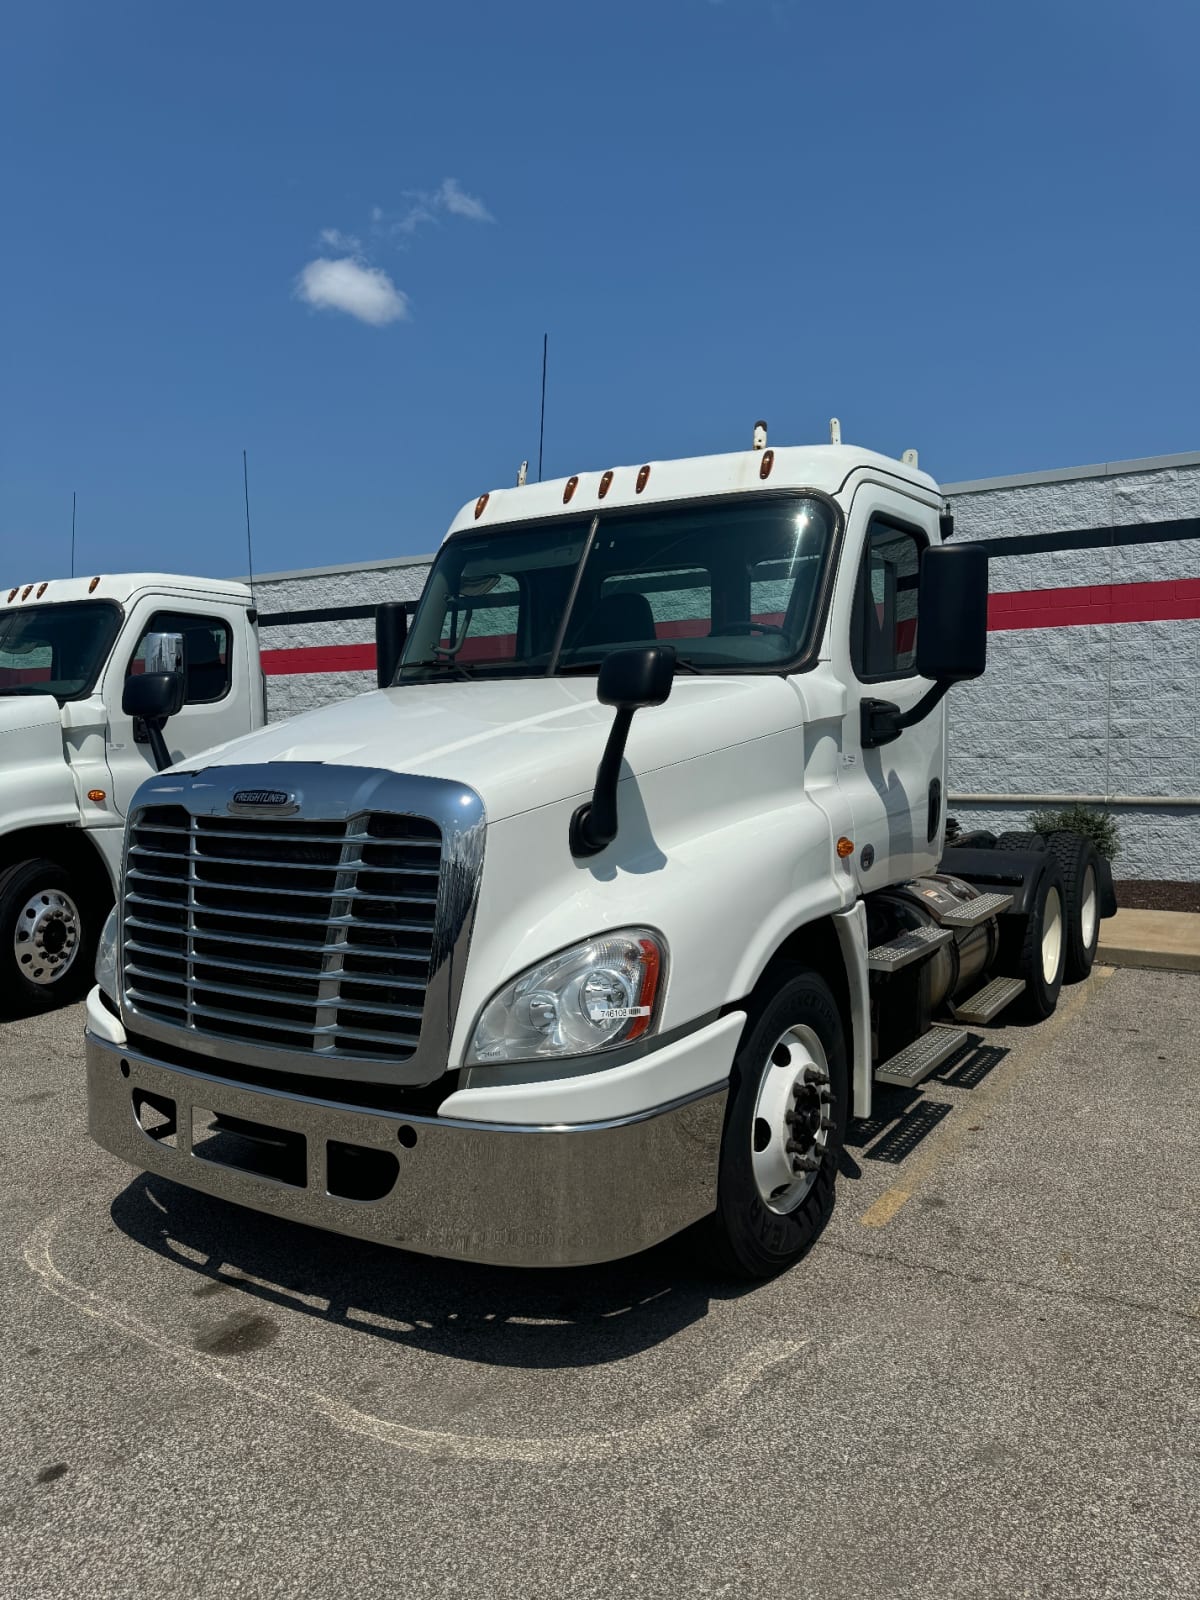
left=572, top=645, right=676, bottom=858
left=375, top=602, right=409, bottom=688
left=916, top=543, right=988, bottom=683
left=140, top=629, right=186, bottom=678
left=123, top=672, right=185, bottom=771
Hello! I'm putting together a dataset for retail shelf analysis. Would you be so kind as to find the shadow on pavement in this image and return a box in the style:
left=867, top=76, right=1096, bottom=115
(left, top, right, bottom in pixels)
left=109, top=1173, right=754, bottom=1370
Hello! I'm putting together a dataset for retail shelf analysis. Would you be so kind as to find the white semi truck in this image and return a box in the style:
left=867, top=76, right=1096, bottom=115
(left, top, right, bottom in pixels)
left=0, top=574, right=265, bottom=1014
left=85, top=432, right=1115, bottom=1277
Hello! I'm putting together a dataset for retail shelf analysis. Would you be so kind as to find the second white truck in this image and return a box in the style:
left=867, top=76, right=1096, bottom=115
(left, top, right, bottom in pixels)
left=0, top=574, right=264, bottom=1014
left=84, top=430, right=1115, bottom=1277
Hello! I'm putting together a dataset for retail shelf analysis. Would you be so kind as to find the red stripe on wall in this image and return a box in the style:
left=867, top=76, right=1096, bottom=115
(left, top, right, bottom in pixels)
left=261, top=575, right=1200, bottom=677
left=989, top=576, right=1200, bottom=631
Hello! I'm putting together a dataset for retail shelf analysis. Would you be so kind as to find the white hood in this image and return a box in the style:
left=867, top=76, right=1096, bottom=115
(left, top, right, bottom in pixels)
left=186, top=676, right=802, bottom=821
left=0, top=693, right=65, bottom=772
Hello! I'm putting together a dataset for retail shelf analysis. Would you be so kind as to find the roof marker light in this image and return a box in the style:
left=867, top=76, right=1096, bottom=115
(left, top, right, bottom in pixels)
left=6, top=588, right=16, bottom=603
left=474, top=494, right=489, bottom=520
left=21, top=585, right=32, bottom=600
left=89, top=576, right=101, bottom=592
left=598, top=469, right=614, bottom=499
left=759, top=448, right=775, bottom=481
left=636, top=464, right=651, bottom=494
left=563, top=475, right=579, bottom=504
left=37, top=582, right=48, bottom=597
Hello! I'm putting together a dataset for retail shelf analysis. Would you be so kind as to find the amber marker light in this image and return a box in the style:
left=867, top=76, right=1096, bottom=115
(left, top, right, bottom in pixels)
left=759, top=449, right=775, bottom=480
left=636, top=464, right=651, bottom=493
left=836, top=837, right=855, bottom=858
left=21, top=585, right=33, bottom=600
left=598, top=469, right=614, bottom=499
left=88, top=576, right=101, bottom=592
left=88, top=790, right=107, bottom=803
left=6, top=589, right=16, bottom=603
left=474, top=494, right=489, bottom=519
left=563, top=475, right=579, bottom=504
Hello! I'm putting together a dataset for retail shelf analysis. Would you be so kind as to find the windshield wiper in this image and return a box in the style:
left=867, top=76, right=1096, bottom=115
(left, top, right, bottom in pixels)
left=399, top=658, right=478, bottom=681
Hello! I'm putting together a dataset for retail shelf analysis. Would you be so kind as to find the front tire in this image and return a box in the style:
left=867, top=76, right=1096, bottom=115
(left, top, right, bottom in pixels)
left=0, top=858, right=98, bottom=1017
left=709, top=966, right=849, bottom=1280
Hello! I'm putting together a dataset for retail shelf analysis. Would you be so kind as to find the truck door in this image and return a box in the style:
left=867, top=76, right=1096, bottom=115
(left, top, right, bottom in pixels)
left=104, top=600, right=252, bottom=819
left=830, top=490, right=946, bottom=893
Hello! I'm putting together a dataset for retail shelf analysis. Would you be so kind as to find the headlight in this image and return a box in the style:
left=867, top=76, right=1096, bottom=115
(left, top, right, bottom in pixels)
left=467, top=928, right=666, bottom=1065
left=95, top=906, right=119, bottom=1001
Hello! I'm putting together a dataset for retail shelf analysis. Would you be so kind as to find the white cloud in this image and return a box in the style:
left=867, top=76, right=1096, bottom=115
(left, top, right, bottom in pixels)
left=436, top=177, right=494, bottom=223
left=294, top=257, right=409, bottom=327
left=319, top=226, right=361, bottom=252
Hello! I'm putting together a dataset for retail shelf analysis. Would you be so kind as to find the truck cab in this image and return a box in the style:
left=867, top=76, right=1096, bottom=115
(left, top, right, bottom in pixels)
left=85, top=436, right=1113, bottom=1277
left=1, top=573, right=263, bottom=1013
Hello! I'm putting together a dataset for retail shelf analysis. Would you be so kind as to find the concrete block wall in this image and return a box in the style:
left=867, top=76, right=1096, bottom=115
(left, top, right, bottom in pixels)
left=249, top=449, right=1200, bottom=880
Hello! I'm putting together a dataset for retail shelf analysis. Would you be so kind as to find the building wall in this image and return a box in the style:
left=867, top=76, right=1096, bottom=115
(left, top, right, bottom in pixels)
left=250, top=450, right=1200, bottom=880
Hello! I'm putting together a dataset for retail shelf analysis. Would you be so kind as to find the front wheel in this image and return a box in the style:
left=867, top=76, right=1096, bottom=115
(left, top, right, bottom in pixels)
left=709, top=966, right=849, bottom=1280
left=0, top=858, right=99, bottom=1017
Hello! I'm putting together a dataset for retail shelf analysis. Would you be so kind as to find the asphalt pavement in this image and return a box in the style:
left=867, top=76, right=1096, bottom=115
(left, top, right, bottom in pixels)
left=2, top=966, right=1198, bottom=1599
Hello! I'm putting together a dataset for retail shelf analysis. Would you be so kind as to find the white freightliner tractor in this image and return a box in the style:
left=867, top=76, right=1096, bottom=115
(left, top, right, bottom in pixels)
left=84, top=431, right=1114, bottom=1277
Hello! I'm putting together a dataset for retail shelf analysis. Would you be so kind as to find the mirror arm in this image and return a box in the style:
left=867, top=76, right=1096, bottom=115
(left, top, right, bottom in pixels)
left=570, top=707, right=636, bottom=858
left=142, top=718, right=172, bottom=772
left=861, top=680, right=953, bottom=749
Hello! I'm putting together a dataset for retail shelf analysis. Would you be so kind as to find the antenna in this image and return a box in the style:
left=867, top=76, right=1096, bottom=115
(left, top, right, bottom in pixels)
left=242, top=449, right=256, bottom=602
left=537, top=333, right=548, bottom=482
left=70, top=491, right=76, bottom=578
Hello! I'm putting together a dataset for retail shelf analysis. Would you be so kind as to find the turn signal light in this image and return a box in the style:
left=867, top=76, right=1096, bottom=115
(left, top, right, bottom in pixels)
left=836, top=836, right=855, bottom=859
left=87, top=789, right=106, bottom=803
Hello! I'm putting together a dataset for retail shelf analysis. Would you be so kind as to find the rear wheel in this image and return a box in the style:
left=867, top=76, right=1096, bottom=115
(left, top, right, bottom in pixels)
left=0, top=858, right=98, bottom=1017
left=1046, top=831, right=1102, bottom=982
left=709, top=966, right=849, bottom=1280
left=995, top=830, right=1046, bottom=853
left=998, top=861, right=1066, bottom=1021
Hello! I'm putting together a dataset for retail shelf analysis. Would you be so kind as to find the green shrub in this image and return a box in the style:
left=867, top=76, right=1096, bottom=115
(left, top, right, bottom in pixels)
left=1028, top=805, right=1120, bottom=861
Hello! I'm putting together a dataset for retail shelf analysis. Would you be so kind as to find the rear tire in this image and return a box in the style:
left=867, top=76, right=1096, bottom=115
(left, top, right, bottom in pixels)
left=0, top=858, right=98, bottom=1018
left=1046, top=831, right=1102, bottom=982
left=995, top=831, right=1046, bottom=853
left=998, top=861, right=1066, bottom=1021
left=708, top=966, right=849, bottom=1280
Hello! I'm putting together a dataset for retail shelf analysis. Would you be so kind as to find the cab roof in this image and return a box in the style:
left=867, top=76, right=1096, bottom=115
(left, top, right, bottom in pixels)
left=448, top=443, right=943, bottom=539
left=2, top=573, right=253, bottom=608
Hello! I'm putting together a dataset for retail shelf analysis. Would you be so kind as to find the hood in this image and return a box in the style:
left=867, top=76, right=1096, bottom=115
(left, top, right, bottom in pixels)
left=186, top=675, right=802, bottom=821
left=0, top=693, right=65, bottom=776
left=0, top=692, right=62, bottom=736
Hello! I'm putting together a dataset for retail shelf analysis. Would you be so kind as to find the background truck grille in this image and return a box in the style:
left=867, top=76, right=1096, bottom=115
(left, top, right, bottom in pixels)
left=122, top=804, right=443, bottom=1062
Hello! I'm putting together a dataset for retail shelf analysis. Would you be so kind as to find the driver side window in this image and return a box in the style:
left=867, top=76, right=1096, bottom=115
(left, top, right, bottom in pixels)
left=851, top=519, right=924, bottom=681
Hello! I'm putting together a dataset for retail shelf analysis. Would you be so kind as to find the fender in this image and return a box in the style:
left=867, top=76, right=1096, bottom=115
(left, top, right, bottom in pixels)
left=0, top=696, right=77, bottom=837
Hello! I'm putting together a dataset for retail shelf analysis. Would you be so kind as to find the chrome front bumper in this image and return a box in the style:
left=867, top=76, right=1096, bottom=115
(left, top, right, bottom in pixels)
left=86, top=1033, right=728, bottom=1268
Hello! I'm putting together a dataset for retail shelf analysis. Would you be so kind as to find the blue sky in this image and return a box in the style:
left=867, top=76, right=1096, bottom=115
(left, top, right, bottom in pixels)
left=2, top=1, right=1196, bottom=581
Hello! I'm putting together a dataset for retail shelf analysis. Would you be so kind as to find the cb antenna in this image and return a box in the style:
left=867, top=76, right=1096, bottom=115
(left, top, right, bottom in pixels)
left=242, top=449, right=256, bottom=603
left=538, top=332, right=548, bottom=482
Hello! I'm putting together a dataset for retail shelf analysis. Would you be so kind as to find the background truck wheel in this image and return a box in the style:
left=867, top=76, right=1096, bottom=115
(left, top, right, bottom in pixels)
left=708, top=965, right=849, bottom=1280
left=1045, top=831, right=1102, bottom=982
left=0, top=859, right=97, bottom=1018
left=998, top=860, right=1066, bottom=1021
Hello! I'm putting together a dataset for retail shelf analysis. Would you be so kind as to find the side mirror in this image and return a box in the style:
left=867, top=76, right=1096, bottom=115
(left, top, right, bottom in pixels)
left=571, top=646, right=676, bottom=859
left=375, top=602, right=409, bottom=688
left=124, top=632, right=186, bottom=772
left=861, top=544, right=988, bottom=750
left=915, top=544, right=988, bottom=682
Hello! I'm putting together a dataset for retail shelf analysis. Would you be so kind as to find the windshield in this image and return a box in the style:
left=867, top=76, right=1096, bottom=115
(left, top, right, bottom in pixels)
left=0, top=600, right=123, bottom=703
left=397, top=494, right=837, bottom=681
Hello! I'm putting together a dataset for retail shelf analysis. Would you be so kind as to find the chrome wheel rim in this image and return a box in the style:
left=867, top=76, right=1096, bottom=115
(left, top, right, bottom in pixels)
left=750, top=1024, right=831, bottom=1215
left=1080, top=865, right=1098, bottom=950
left=1041, top=886, right=1064, bottom=985
left=14, top=888, right=81, bottom=986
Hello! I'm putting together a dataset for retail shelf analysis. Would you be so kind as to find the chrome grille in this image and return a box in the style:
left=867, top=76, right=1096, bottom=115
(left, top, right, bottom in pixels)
left=122, top=803, right=443, bottom=1062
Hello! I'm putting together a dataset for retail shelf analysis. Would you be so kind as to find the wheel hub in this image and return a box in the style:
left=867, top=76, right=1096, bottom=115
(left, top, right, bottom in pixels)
left=14, top=888, right=81, bottom=986
left=750, top=1026, right=833, bottom=1214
